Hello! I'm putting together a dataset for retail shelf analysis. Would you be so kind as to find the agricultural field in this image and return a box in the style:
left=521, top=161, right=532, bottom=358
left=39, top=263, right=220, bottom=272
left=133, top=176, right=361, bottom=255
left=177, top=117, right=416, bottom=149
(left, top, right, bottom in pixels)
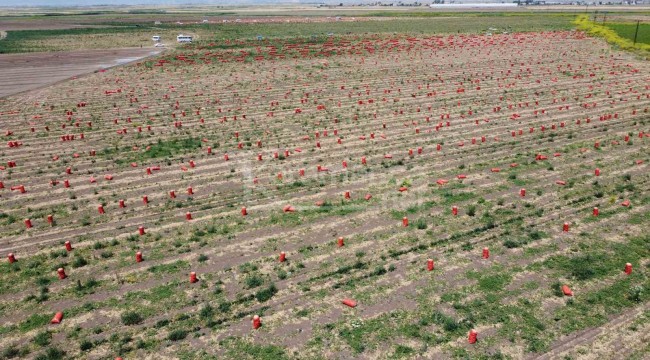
left=0, top=14, right=575, bottom=53
left=605, top=22, right=650, bottom=45
left=0, top=11, right=649, bottom=360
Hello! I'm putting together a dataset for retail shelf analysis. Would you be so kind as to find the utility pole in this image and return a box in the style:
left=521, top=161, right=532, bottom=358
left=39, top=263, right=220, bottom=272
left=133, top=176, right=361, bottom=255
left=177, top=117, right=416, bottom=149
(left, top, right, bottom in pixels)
left=633, top=20, right=640, bottom=46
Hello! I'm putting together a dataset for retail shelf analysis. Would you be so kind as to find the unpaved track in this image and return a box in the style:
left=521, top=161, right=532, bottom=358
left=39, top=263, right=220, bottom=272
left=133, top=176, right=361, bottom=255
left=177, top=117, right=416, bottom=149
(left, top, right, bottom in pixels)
left=0, top=22, right=114, bottom=31
left=0, top=47, right=162, bottom=99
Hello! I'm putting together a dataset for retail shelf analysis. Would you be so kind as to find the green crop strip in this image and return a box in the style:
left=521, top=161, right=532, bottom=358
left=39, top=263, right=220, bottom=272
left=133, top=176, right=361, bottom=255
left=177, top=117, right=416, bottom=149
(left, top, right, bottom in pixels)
left=574, top=15, right=650, bottom=53
left=605, top=22, right=650, bottom=45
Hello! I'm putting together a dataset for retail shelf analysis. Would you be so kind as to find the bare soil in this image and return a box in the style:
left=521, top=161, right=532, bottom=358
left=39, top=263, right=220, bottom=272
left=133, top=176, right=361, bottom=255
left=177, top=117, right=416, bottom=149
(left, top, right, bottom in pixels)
left=0, top=47, right=162, bottom=98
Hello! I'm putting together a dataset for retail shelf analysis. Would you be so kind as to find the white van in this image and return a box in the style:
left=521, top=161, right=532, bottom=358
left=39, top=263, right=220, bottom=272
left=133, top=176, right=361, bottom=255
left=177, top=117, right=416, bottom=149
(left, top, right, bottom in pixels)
left=177, top=34, right=193, bottom=43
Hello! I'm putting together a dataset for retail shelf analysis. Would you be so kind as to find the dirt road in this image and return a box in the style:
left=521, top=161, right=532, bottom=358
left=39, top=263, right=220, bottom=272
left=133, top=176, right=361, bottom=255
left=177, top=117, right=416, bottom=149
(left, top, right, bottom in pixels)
left=0, top=47, right=162, bottom=98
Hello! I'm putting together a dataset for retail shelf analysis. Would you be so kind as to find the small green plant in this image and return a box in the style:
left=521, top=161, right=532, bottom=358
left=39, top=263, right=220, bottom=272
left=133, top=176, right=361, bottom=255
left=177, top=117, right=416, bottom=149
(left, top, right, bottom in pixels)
left=79, top=340, right=93, bottom=351
left=255, top=283, right=278, bottom=302
left=71, top=256, right=88, bottom=268
left=503, top=239, right=520, bottom=248
left=239, top=262, right=258, bottom=273
left=372, top=266, right=387, bottom=276
left=394, top=344, right=415, bottom=357
left=120, top=311, right=143, bottom=326
left=1, top=345, right=20, bottom=359
left=218, top=302, right=231, bottom=313
left=49, top=250, right=67, bottom=259
left=154, top=319, right=170, bottom=328
left=199, top=304, right=214, bottom=320
left=551, top=281, right=564, bottom=298
left=167, top=329, right=188, bottom=341
left=277, top=269, right=287, bottom=280
left=244, top=274, right=264, bottom=289
left=34, top=347, right=65, bottom=360
left=33, top=331, right=52, bottom=347
left=467, top=205, right=476, bottom=217
left=629, top=286, right=643, bottom=302
left=80, top=215, right=91, bottom=226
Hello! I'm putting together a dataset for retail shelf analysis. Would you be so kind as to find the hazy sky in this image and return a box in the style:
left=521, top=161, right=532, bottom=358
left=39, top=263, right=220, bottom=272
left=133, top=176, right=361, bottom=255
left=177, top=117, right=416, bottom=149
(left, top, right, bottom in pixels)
left=0, top=0, right=311, bottom=7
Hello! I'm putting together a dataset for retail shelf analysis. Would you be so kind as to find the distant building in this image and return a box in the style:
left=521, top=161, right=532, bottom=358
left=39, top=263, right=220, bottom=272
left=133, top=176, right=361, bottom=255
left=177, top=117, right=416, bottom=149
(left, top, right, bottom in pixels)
left=430, top=3, right=519, bottom=7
